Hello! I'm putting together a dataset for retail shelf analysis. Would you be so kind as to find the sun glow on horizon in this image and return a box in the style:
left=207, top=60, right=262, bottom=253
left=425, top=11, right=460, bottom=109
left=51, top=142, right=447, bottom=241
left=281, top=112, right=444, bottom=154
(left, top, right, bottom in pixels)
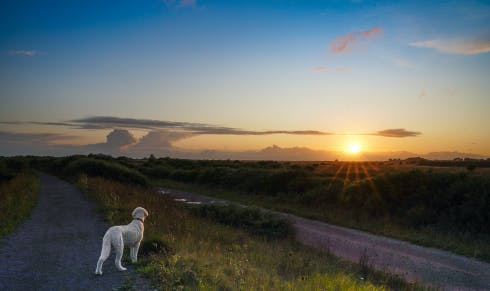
left=347, top=142, right=362, bottom=154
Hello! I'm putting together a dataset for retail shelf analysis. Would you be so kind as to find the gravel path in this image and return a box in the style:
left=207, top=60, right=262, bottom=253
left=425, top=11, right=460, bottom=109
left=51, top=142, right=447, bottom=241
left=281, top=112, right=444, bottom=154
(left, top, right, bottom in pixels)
left=0, top=173, right=150, bottom=291
left=160, top=188, right=490, bottom=290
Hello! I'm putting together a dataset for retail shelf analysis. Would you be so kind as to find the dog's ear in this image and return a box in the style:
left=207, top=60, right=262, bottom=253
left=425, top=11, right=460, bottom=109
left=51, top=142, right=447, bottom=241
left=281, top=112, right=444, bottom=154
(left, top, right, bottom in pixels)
left=132, top=207, right=149, bottom=219
left=132, top=207, right=139, bottom=218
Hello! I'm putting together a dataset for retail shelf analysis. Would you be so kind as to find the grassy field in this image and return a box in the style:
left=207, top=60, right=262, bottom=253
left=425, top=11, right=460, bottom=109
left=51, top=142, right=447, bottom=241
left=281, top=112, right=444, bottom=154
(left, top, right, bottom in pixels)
left=0, top=173, right=39, bottom=240
left=28, top=154, right=490, bottom=261
left=78, top=175, right=421, bottom=290
left=156, top=178, right=490, bottom=262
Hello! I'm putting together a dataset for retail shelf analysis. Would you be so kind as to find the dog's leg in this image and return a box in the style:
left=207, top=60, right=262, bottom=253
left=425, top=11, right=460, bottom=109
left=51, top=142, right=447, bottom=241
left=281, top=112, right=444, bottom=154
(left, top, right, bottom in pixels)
left=130, top=242, right=141, bottom=263
left=95, top=234, right=111, bottom=275
left=114, top=235, right=127, bottom=271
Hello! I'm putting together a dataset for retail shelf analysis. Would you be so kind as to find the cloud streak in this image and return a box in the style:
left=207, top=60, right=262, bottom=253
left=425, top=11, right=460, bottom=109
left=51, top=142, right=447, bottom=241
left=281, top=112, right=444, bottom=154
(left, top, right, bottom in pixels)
left=330, top=26, right=383, bottom=54
left=66, top=116, right=334, bottom=136
left=8, top=50, right=40, bottom=56
left=409, top=39, right=490, bottom=55
left=3, top=117, right=421, bottom=139
left=370, top=129, right=421, bottom=138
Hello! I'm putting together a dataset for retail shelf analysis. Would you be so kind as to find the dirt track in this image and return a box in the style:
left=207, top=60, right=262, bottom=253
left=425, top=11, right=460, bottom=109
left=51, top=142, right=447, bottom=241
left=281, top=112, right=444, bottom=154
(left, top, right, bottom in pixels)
left=0, top=173, right=150, bottom=291
left=161, top=188, right=490, bottom=290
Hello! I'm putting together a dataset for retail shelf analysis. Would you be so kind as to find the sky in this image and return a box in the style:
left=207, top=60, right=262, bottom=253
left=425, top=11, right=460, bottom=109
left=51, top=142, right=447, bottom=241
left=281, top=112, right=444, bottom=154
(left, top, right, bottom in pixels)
left=0, top=0, right=489, bottom=160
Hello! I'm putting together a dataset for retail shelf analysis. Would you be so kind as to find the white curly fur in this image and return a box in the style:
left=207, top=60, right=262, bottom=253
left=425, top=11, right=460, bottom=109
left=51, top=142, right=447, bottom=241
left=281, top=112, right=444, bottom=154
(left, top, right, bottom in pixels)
left=95, top=207, right=149, bottom=275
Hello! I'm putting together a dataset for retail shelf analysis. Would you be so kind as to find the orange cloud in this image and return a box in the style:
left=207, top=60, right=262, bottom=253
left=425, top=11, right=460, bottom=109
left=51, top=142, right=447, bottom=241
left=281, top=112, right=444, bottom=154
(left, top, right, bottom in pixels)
left=312, top=66, right=329, bottom=72
left=330, top=26, right=383, bottom=54
left=409, top=39, right=490, bottom=55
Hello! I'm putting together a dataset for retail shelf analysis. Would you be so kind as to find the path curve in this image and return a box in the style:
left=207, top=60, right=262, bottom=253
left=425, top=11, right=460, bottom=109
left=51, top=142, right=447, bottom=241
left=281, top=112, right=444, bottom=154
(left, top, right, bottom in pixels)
left=160, top=188, right=490, bottom=290
left=0, top=173, right=150, bottom=291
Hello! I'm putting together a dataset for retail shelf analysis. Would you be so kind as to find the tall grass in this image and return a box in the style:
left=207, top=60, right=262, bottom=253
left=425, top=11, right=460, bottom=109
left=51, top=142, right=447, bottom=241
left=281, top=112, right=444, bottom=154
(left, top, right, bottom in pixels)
left=78, top=175, right=421, bottom=290
left=0, top=174, right=39, bottom=239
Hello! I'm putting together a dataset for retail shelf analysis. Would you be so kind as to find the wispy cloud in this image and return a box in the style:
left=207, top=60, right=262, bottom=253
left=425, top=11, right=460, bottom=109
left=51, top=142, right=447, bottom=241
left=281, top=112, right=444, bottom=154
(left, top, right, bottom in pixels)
left=371, top=129, right=421, bottom=138
left=330, top=26, right=383, bottom=54
left=162, top=0, right=196, bottom=8
left=312, top=66, right=329, bottom=72
left=0, top=131, right=76, bottom=143
left=409, top=39, right=490, bottom=55
left=7, top=50, right=40, bottom=57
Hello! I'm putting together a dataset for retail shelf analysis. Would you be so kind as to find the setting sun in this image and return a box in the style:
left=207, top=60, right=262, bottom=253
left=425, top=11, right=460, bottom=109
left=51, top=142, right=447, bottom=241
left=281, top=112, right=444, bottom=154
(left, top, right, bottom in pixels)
left=347, top=143, right=362, bottom=154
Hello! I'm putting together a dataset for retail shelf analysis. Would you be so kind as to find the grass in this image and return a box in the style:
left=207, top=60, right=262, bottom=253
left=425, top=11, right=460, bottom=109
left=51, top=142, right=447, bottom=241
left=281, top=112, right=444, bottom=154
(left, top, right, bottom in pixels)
left=155, top=178, right=490, bottom=262
left=78, top=175, right=423, bottom=290
left=0, top=173, right=39, bottom=240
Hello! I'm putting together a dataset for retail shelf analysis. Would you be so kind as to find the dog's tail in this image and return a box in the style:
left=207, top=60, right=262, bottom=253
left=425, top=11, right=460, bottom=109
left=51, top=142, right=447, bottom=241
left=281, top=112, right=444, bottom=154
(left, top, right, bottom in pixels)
left=99, top=231, right=112, bottom=260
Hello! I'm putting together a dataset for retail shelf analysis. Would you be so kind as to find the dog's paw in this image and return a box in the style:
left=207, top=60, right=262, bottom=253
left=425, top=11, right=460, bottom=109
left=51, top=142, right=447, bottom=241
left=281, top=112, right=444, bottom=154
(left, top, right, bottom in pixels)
left=95, top=271, right=103, bottom=275
left=117, top=266, right=127, bottom=271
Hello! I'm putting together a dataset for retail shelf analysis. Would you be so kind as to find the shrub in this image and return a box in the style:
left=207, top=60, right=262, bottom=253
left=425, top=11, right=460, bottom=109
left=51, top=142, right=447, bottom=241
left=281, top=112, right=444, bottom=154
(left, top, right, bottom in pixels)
left=189, top=203, right=293, bottom=240
left=64, top=158, right=149, bottom=187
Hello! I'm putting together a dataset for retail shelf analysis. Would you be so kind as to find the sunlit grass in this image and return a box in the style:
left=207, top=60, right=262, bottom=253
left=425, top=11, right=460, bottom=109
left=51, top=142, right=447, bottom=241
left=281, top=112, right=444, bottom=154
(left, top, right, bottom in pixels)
left=78, top=176, right=420, bottom=290
left=0, top=173, right=39, bottom=239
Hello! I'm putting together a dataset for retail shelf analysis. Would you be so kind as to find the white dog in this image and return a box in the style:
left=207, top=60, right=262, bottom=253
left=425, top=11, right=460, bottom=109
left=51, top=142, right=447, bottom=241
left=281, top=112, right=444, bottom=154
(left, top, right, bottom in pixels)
left=95, top=207, right=149, bottom=275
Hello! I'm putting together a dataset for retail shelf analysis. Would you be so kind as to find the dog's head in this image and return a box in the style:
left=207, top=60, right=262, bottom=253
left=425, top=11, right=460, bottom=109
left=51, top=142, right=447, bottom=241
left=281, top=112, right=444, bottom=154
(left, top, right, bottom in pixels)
left=132, top=207, right=149, bottom=222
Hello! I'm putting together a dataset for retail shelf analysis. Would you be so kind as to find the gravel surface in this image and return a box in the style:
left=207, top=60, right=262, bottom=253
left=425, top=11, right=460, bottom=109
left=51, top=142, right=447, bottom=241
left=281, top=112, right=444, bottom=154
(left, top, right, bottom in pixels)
left=0, top=173, right=151, bottom=291
left=161, top=188, right=490, bottom=291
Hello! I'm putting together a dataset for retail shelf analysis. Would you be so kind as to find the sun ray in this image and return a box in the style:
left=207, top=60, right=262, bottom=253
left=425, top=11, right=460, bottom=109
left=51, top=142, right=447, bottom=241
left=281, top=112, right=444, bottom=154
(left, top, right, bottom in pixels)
left=327, top=163, right=345, bottom=189
left=361, top=163, right=378, bottom=193
left=342, top=163, right=352, bottom=192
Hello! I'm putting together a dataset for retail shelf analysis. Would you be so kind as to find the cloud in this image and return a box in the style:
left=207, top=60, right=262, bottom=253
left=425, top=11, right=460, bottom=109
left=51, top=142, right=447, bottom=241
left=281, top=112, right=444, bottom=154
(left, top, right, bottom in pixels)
left=0, top=131, right=75, bottom=143
left=330, top=26, right=383, bottom=54
left=66, top=116, right=333, bottom=136
left=313, top=66, right=329, bottom=72
left=85, top=129, right=137, bottom=154
left=131, top=131, right=190, bottom=153
left=4, top=117, right=421, bottom=140
left=0, top=131, right=78, bottom=156
left=8, top=50, right=40, bottom=56
left=162, top=0, right=196, bottom=8
left=409, top=39, right=490, bottom=55
left=371, top=129, right=421, bottom=138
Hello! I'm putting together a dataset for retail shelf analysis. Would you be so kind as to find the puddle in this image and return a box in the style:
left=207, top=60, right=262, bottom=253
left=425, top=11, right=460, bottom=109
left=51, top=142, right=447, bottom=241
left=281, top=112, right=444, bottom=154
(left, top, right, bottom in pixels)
left=185, top=201, right=202, bottom=205
left=174, top=198, right=187, bottom=202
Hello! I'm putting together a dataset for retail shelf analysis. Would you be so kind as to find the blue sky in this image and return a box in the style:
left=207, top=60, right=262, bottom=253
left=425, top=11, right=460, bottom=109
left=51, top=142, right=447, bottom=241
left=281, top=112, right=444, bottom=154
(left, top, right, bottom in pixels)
left=0, top=0, right=489, bottom=159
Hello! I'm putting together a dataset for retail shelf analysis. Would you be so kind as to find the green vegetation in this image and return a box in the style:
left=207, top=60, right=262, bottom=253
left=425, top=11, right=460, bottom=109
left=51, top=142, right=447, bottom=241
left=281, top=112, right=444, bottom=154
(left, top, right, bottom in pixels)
left=138, top=158, right=490, bottom=261
left=0, top=157, right=39, bottom=239
left=32, top=155, right=149, bottom=187
left=188, top=203, right=292, bottom=240
left=25, top=154, right=490, bottom=261
left=78, top=175, right=417, bottom=290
